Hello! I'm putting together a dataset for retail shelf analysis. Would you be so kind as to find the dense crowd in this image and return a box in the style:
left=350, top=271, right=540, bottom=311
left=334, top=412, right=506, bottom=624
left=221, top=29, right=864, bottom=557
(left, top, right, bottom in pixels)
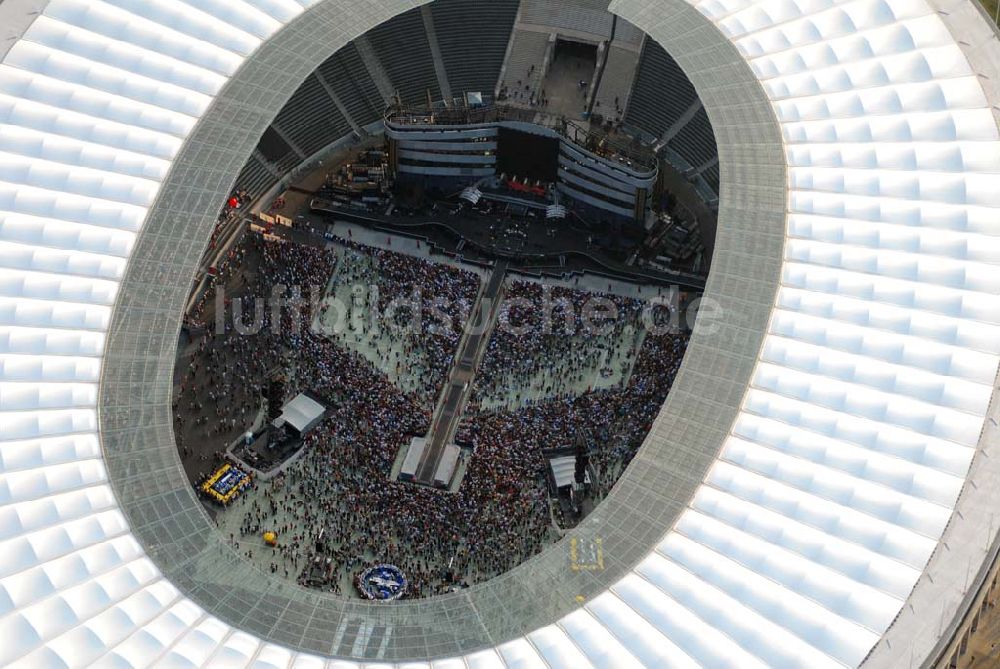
left=320, top=241, right=479, bottom=406
left=176, top=231, right=688, bottom=599
left=463, top=300, right=687, bottom=500
left=470, top=280, right=646, bottom=408
left=210, top=238, right=549, bottom=596
left=231, top=324, right=555, bottom=596
left=174, top=235, right=339, bottom=475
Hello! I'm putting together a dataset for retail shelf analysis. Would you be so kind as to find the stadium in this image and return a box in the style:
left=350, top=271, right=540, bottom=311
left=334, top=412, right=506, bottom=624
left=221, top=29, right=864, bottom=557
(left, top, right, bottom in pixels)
left=0, top=0, right=998, bottom=667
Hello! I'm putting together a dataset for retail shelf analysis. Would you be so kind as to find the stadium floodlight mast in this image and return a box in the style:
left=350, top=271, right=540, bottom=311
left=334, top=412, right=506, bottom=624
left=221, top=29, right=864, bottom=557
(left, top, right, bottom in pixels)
left=0, top=0, right=997, bottom=666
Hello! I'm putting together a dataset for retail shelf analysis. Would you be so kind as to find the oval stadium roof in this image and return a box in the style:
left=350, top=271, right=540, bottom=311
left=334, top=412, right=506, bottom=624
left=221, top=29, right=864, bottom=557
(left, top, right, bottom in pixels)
left=0, top=0, right=998, bottom=666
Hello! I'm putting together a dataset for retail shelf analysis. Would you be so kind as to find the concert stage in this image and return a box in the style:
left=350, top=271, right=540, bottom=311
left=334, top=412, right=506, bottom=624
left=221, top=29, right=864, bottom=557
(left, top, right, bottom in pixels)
left=229, top=392, right=329, bottom=479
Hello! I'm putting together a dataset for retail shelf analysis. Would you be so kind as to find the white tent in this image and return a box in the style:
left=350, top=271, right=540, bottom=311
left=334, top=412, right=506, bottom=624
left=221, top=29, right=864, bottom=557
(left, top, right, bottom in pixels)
left=549, top=456, right=588, bottom=488
left=274, top=393, right=325, bottom=434
left=400, top=437, right=427, bottom=480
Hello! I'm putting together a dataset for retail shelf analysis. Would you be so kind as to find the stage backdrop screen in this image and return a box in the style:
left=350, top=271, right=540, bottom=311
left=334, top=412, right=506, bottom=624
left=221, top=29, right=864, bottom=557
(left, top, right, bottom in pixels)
left=496, top=127, right=560, bottom=182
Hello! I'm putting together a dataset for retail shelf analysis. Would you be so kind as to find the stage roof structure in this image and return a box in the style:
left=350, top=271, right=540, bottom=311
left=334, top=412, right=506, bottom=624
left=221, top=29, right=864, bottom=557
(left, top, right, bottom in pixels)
left=274, top=393, right=325, bottom=434
left=549, top=455, right=579, bottom=489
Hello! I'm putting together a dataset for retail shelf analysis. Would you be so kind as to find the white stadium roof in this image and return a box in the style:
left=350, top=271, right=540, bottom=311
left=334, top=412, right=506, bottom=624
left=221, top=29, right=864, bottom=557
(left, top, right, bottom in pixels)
left=0, top=0, right=998, bottom=667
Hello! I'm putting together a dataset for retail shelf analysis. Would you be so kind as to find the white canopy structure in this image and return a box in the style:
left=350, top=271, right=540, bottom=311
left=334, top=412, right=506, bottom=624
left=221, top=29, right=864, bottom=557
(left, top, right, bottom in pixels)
left=400, top=436, right=428, bottom=479
left=549, top=455, right=579, bottom=488
left=274, top=393, right=325, bottom=434
left=0, top=0, right=998, bottom=667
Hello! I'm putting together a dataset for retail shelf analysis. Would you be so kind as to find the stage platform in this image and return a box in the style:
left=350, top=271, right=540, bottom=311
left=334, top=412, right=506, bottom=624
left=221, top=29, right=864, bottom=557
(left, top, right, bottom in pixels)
left=397, top=437, right=464, bottom=489
left=434, top=445, right=462, bottom=487
left=399, top=437, right=426, bottom=481
left=309, top=200, right=705, bottom=291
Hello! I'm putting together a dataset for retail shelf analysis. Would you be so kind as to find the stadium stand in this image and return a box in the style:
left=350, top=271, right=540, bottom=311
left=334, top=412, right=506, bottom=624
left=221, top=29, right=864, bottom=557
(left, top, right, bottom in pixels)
left=667, top=106, right=718, bottom=177
left=5, top=0, right=1000, bottom=666
left=235, top=155, right=276, bottom=202
left=353, top=33, right=398, bottom=102
left=366, top=8, right=442, bottom=106
left=230, top=40, right=388, bottom=203
left=499, top=29, right=551, bottom=97
left=701, top=162, right=720, bottom=193
left=271, top=74, right=353, bottom=159
left=431, top=0, right=519, bottom=96
left=256, top=126, right=297, bottom=165
left=611, top=17, right=645, bottom=49
left=519, top=0, right=614, bottom=38
left=591, top=45, right=639, bottom=122
left=421, top=5, right=454, bottom=99
left=234, top=1, right=717, bottom=209
left=623, top=36, right=719, bottom=196
left=624, top=38, right=699, bottom=140
left=315, top=43, right=387, bottom=128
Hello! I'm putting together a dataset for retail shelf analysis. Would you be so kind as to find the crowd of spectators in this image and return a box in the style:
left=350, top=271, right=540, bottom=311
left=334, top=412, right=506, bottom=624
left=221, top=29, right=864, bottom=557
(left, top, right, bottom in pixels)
left=471, top=280, right=646, bottom=408
left=176, top=231, right=688, bottom=599
left=201, top=237, right=549, bottom=596
left=320, top=240, right=480, bottom=407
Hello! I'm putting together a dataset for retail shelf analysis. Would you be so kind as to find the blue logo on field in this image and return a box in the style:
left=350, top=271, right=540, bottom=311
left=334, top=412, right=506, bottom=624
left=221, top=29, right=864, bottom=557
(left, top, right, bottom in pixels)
left=357, top=564, right=407, bottom=601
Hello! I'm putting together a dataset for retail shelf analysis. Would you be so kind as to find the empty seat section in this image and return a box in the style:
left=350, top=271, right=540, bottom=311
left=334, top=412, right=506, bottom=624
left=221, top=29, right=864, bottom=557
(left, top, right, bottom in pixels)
left=316, top=42, right=387, bottom=128
left=431, top=0, right=518, bottom=95
left=668, top=106, right=717, bottom=176
left=612, top=18, right=645, bottom=50
left=519, top=0, right=613, bottom=37
left=702, top=163, right=720, bottom=194
left=256, top=126, right=296, bottom=165
left=593, top=45, right=638, bottom=123
left=501, top=30, right=550, bottom=95
left=367, top=9, right=441, bottom=106
left=234, top=155, right=275, bottom=201
left=272, top=73, right=352, bottom=158
left=624, top=39, right=698, bottom=139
